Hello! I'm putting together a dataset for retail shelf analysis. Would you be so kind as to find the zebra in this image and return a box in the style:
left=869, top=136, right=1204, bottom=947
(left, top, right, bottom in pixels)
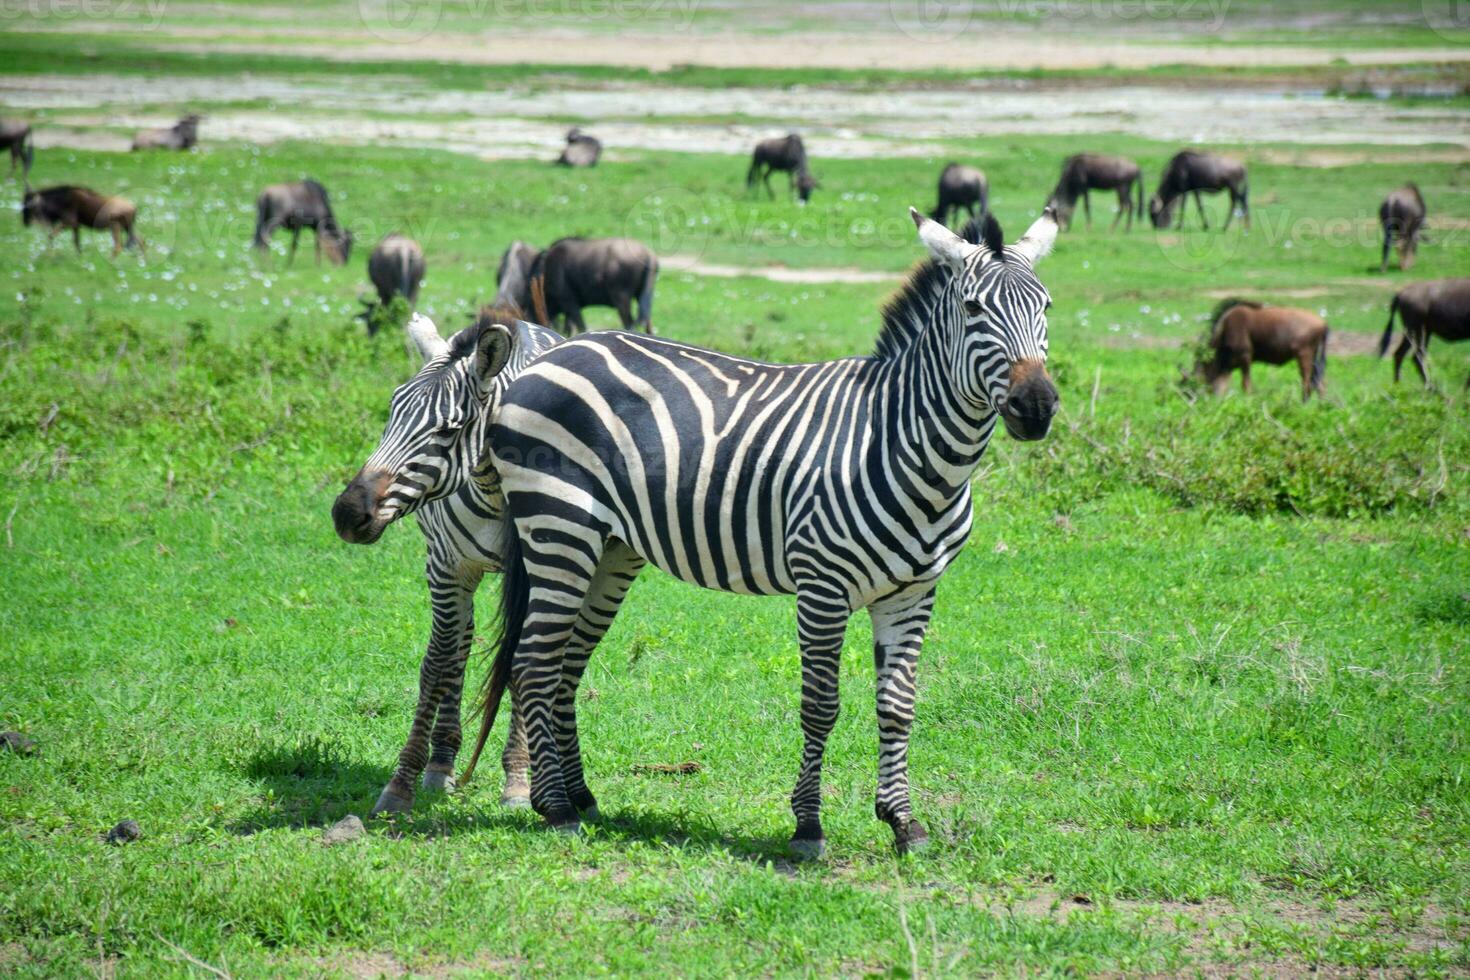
left=332, top=310, right=561, bottom=817
left=450, top=205, right=1061, bottom=859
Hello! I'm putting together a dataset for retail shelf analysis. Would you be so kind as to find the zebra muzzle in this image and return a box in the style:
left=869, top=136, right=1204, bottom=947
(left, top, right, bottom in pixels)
left=332, top=469, right=394, bottom=544
left=998, top=360, right=1058, bottom=442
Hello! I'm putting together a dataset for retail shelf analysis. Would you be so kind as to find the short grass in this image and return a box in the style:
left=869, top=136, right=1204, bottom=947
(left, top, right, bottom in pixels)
left=1, top=131, right=1468, bottom=974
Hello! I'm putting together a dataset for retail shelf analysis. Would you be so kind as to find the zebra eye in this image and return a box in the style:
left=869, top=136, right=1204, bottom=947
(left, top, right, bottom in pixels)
left=963, top=300, right=982, bottom=318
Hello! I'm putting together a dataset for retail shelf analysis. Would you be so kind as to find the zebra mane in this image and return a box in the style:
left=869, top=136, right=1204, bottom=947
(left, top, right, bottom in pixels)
left=875, top=259, right=950, bottom=362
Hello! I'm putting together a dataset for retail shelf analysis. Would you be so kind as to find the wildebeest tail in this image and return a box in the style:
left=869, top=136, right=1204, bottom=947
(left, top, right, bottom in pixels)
left=1378, top=294, right=1400, bottom=357
left=1312, top=327, right=1328, bottom=390
left=20, top=127, right=33, bottom=173
left=745, top=157, right=759, bottom=189
left=637, top=256, right=657, bottom=331
left=1135, top=174, right=1144, bottom=218
left=530, top=273, right=551, bottom=327
left=399, top=248, right=412, bottom=303
left=461, top=522, right=528, bottom=784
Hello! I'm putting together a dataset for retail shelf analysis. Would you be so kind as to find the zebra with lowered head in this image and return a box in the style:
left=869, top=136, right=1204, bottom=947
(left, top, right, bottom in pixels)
left=332, top=309, right=561, bottom=817
left=449, top=205, right=1061, bottom=858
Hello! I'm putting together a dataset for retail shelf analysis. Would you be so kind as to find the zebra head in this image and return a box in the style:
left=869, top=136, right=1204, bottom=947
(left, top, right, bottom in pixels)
left=912, top=206, right=1060, bottom=441
left=333, top=314, right=514, bottom=545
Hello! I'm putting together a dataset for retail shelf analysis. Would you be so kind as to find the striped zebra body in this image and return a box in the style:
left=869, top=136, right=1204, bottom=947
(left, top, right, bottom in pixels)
left=469, top=209, right=1060, bottom=856
left=333, top=314, right=561, bottom=815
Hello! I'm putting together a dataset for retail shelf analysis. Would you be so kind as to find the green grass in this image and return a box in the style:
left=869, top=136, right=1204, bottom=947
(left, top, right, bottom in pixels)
left=1, top=132, right=1468, bottom=974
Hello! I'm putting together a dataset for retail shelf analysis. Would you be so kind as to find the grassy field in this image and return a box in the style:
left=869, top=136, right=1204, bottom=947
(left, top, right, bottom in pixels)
left=3, top=22, right=1470, bottom=977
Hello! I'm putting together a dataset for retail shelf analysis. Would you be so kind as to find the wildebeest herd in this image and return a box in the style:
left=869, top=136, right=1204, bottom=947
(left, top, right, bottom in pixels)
left=6, top=107, right=1467, bottom=859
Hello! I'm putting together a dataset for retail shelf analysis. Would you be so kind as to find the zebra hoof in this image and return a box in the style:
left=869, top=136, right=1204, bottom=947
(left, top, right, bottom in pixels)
left=370, top=788, right=414, bottom=817
left=500, top=789, right=533, bottom=809
left=579, top=804, right=602, bottom=823
left=421, top=766, right=456, bottom=794
left=551, top=819, right=583, bottom=837
left=895, top=820, right=930, bottom=857
left=788, top=836, right=826, bottom=862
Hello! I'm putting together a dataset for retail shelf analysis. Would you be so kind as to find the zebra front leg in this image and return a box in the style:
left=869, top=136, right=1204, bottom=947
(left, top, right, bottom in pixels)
left=373, top=577, right=476, bottom=815
left=423, top=569, right=485, bottom=794
left=789, top=589, right=852, bottom=861
left=870, top=590, right=935, bottom=855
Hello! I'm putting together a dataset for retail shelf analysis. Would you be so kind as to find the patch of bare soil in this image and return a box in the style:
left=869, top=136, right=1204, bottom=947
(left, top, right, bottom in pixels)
left=306, top=950, right=521, bottom=978
left=662, top=255, right=895, bottom=284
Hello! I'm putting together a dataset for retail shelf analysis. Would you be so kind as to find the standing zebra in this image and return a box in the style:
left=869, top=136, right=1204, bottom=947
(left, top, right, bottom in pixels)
left=332, top=311, right=561, bottom=816
left=451, top=206, right=1060, bottom=858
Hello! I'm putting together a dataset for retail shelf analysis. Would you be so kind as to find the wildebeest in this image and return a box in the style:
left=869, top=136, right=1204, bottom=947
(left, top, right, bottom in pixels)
left=1, top=119, right=33, bottom=182
left=1194, top=299, right=1328, bottom=401
left=928, top=163, right=987, bottom=228
left=1050, top=153, right=1143, bottom=231
left=493, top=240, right=541, bottom=314
left=131, top=114, right=202, bottom=152
left=1378, top=278, right=1470, bottom=388
left=747, top=133, right=817, bottom=203
left=1379, top=183, right=1426, bottom=272
left=252, top=179, right=353, bottom=265
left=527, top=237, right=658, bottom=335
left=365, top=233, right=426, bottom=315
left=1149, top=151, right=1249, bottom=231
left=22, top=185, right=145, bottom=258
left=556, top=128, right=601, bottom=167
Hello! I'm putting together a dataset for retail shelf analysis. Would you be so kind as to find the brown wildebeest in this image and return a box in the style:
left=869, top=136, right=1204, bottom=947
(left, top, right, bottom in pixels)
left=494, top=240, right=541, bottom=313
left=22, top=185, right=145, bottom=258
left=556, top=128, right=601, bottom=167
left=1378, top=183, right=1426, bottom=272
left=0, top=119, right=34, bottom=182
left=747, top=133, right=817, bottom=203
left=366, top=233, right=426, bottom=308
left=928, top=163, right=987, bottom=228
left=252, top=179, right=353, bottom=265
left=1149, top=151, right=1249, bottom=231
left=528, top=237, right=658, bottom=335
left=1050, top=153, right=1143, bottom=231
left=132, top=114, right=202, bottom=152
left=1194, top=298, right=1328, bottom=401
left=1378, top=278, right=1470, bottom=388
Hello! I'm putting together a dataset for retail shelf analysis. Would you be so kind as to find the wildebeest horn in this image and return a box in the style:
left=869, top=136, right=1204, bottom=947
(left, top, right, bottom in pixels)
left=1012, top=206, right=1059, bottom=264
left=406, top=312, right=448, bottom=362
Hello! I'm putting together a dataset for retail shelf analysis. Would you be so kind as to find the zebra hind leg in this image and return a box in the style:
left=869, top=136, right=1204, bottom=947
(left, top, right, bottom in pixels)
left=788, top=588, right=853, bottom=861
left=499, top=696, right=531, bottom=807
left=869, top=590, right=936, bottom=855
left=554, top=541, right=645, bottom=822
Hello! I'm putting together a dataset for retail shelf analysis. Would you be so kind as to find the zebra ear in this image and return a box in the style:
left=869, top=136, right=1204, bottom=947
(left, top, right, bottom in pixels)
left=1011, top=206, right=1060, bottom=265
left=474, top=322, right=515, bottom=387
left=406, top=313, right=448, bottom=362
left=909, top=207, right=976, bottom=269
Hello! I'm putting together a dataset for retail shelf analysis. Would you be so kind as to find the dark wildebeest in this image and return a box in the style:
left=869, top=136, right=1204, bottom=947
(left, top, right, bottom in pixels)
left=1378, top=278, right=1470, bottom=388
left=1050, top=153, right=1144, bottom=231
left=556, top=128, right=601, bottom=168
left=493, top=240, right=541, bottom=314
left=366, top=233, right=426, bottom=308
left=1194, top=299, right=1328, bottom=401
left=928, top=163, right=987, bottom=228
left=747, top=133, right=817, bottom=203
left=528, top=237, right=658, bottom=335
left=1149, top=151, right=1249, bottom=231
left=253, top=179, right=353, bottom=265
left=22, top=185, right=145, bottom=258
left=132, top=114, right=202, bottom=152
left=0, top=119, right=34, bottom=182
left=1378, top=183, right=1426, bottom=272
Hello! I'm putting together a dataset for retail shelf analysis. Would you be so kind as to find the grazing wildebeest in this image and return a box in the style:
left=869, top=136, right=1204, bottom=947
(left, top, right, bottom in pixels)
left=1378, top=278, right=1470, bottom=388
left=331, top=312, right=563, bottom=816
left=1, top=119, right=34, bottom=182
left=928, top=163, right=988, bottom=228
left=1379, top=183, right=1426, bottom=272
left=493, top=240, right=541, bottom=314
left=527, top=237, right=658, bottom=335
left=1149, top=151, right=1249, bottom=231
left=22, top=185, right=145, bottom=258
left=252, top=179, right=353, bottom=265
left=1194, top=298, right=1328, bottom=401
left=131, top=114, right=202, bottom=152
left=1049, top=153, right=1144, bottom=231
left=361, top=234, right=426, bottom=332
left=556, top=128, right=601, bottom=167
left=747, top=133, right=817, bottom=203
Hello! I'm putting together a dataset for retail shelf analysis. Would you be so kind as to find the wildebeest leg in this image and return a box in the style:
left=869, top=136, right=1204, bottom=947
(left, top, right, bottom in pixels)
left=869, top=589, right=935, bottom=856
left=564, top=302, right=588, bottom=335
left=1111, top=187, right=1127, bottom=230
left=72, top=225, right=83, bottom=254
left=1082, top=190, right=1092, bottom=230
left=109, top=223, right=124, bottom=258
left=1401, top=227, right=1418, bottom=271
left=763, top=169, right=775, bottom=199
left=1239, top=360, right=1251, bottom=394
left=1194, top=191, right=1209, bottom=230
left=1298, top=350, right=1314, bottom=402
left=1381, top=227, right=1394, bottom=272
left=288, top=227, right=301, bottom=266
left=1408, top=329, right=1430, bottom=387
left=614, top=295, right=635, bottom=329
left=1391, top=337, right=1411, bottom=383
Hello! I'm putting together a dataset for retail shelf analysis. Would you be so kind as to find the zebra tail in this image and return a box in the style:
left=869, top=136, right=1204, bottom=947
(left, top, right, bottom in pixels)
left=461, top=521, right=529, bottom=784
left=1378, top=294, right=1399, bottom=357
